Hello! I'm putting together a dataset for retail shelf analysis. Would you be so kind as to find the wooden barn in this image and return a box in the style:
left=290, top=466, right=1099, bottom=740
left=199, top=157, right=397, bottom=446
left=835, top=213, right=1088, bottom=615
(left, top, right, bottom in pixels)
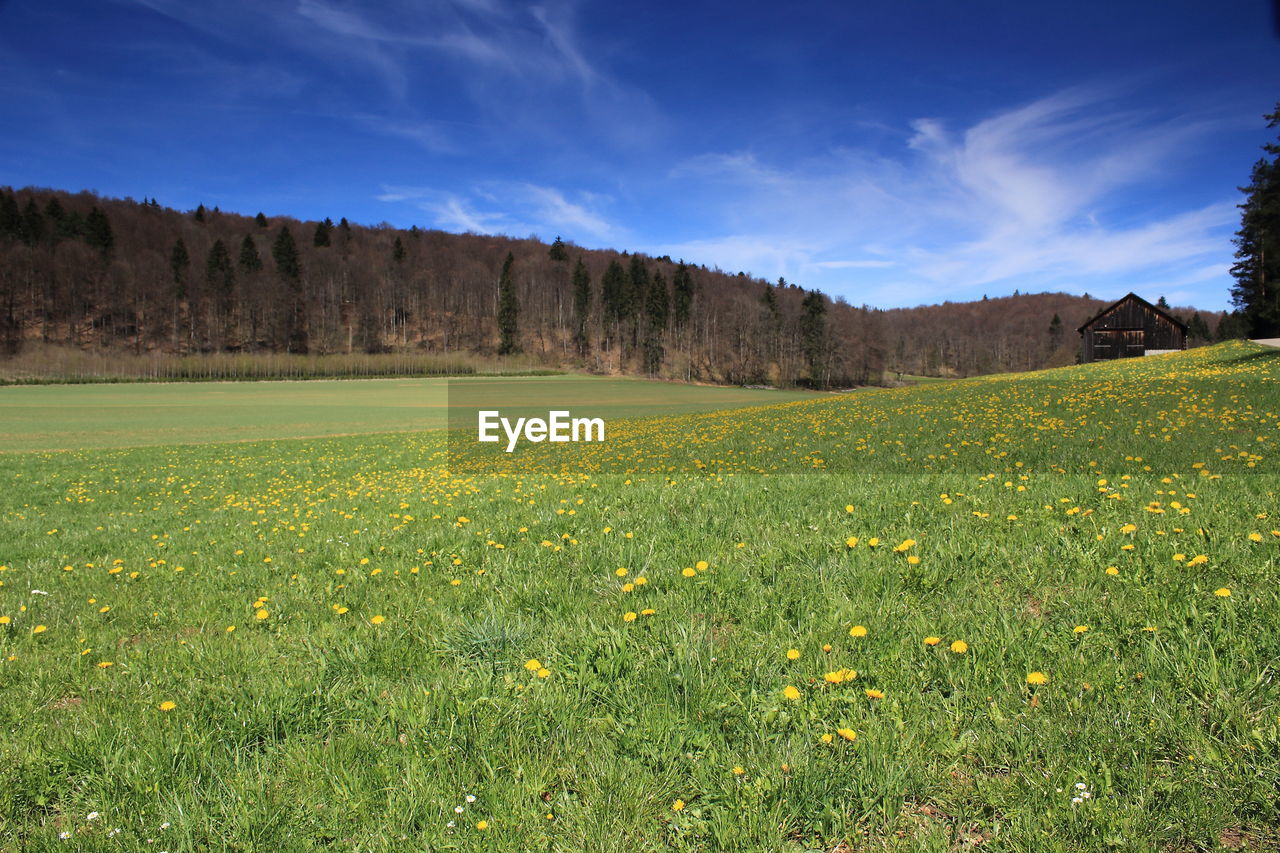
left=1077, top=293, right=1187, bottom=363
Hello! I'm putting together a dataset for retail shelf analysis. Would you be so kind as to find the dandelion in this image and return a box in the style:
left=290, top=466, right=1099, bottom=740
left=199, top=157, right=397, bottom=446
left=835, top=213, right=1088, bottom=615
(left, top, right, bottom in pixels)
left=158, top=700, right=176, bottom=712
left=820, top=733, right=833, bottom=743
left=32, top=624, right=47, bottom=634
left=849, top=625, right=867, bottom=638
left=786, top=648, right=800, bottom=660
left=1214, top=587, right=1231, bottom=597
left=475, top=820, right=488, bottom=831
left=782, top=685, right=801, bottom=700
left=615, top=568, right=628, bottom=577
left=255, top=609, right=269, bottom=620
left=923, top=636, right=941, bottom=646
left=1105, top=566, right=1120, bottom=576
left=640, top=608, right=656, bottom=616
left=370, top=614, right=386, bottom=625
left=525, top=659, right=542, bottom=671
left=731, top=766, right=745, bottom=776
left=671, top=799, right=685, bottom=812
left=695, top=561, right=708, bottom=571
left=865, top=689, right=884, bottom=699
left=0, top=616, right=9, bottom=625
left=949, top=640, right=968, bottom=654
left=623, top=612, right=637, bottom=622
left=536, top=668, right=550, bottom=678
left=681, top=568, right=696, bottom=578
left=1073, top=625, right=1089, bottom=634
left=845, top=536, right=859, bottom=547
left=1026, top=671, right=1048, bottom=686
left=836, top=728, right=857, bottom=741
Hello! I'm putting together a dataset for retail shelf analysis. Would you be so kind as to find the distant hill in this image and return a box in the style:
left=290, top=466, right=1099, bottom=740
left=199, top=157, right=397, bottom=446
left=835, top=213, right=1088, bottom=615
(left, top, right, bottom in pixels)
left=0, top=186, right=1232, bottom=385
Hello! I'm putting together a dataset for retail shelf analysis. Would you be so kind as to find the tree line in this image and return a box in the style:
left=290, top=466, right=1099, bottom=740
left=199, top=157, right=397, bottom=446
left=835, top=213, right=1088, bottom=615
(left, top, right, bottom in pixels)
left=0, top=187, right=1230, bottom=386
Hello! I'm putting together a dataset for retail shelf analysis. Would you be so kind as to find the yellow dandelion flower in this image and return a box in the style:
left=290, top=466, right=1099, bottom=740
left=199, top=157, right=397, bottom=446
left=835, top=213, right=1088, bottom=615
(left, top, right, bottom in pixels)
left=695, top=561, right=708, bottom=571
left=475, top=820, right=488, bottom=831
left=370, top=614, right=386, bottom=625
left=731, top=766, right=745, bottom=776
left=836, top=728, right=857, bottom=741
left=226, top=625, right=236, bottom=633
left=525, top=659, right=542, bottom=671
left=158, top=700, right=176, bottom=712
left=906, top=555, right=921, bottom=565
left=615, top=568, right=628, bottom=577
left=1073, top=625, right=1089, bottom=634
left=949, top=640, right=968, bottom=654
left=0, top=616, right=10, bottom=625
left=865, top=689, right=884, bottom=699
left=536, top=668, right=550, bottom=678
left=923, top=636, right=941, bottom=646
left=849, top=625, right=867, bottom=637
left=32, top=625, right=47, bottom=634
left=671, top=799, right=685, bottom=812
left=822, top=643, right=832, bottom=652
left=845, top=536, right=859, bottom=548
left=1214, top=587, right=1231, bottom=597
left=640, top=608, right=656, bottom=616
left=623, top=612, right=637, bottom=622
left=820, top=733, right=833, bottom=743
left=1026, top=671, right=1048, bottom=686
left=97, top=661, right=113, bottom=668
left=782, top=685, right=801, bottom=700
left=255, top=609, right=269, bottom=620
left=1105, top=566, right=1120, bottom=576
left=1187, top=555, right=1208, bottom=567
left=681, top=568, right=696, bottom=578
left=786, top=648, right=800, bottom=660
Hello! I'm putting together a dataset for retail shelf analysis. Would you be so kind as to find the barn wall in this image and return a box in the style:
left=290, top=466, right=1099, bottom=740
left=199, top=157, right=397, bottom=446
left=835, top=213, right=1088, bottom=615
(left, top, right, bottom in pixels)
left=1079, top=297, right=1186, bottom=363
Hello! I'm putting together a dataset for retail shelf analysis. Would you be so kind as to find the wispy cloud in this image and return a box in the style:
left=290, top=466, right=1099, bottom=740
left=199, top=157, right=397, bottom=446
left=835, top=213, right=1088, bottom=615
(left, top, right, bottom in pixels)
left=655, top=87, right=1237, bottom=305
left=378, top=181, right=620, bottom=242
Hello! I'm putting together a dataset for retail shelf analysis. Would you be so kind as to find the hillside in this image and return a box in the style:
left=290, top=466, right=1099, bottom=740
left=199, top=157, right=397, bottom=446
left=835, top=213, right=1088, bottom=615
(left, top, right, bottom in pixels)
left=0, top=186, right=1229, bottom=384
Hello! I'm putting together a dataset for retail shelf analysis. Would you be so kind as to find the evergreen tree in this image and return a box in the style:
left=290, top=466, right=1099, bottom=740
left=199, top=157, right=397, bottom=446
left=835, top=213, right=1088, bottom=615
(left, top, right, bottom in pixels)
left=671, top=262, right=695, bottom=328
left=799, top=289, right=828, bottom=386
left=1187, top=311, right=1211, bottom=342
left=1216, top=311, right=1248, bottom=341
left=20, top=198, right=45, bottom=246
left=496, top=252, right=519, bottom=355
left=58, top=210, right=85, bottom=241
left=255, top=212, right=268, bottom=228
left=1230, top=103, right=1280, bottom=337
left=238, top=235, right=263, bottom=273
left=194, top=203, right=206, bottom=222
left=0, top=191, right=20, bottom=240
left=392, top=236, right=406, bottom=264
left=170, top=238, right=190, bottom=299
left=272, top=226, right=301, bottom=282
left=313, top=218, right=332, bottom=247
left=1156, top=295, right=1170, bottom=309
left=549, top=236, right=568, bottom=262
left=338, top=217, right=351, bottom=238
left=44, top=197, right=64, bottom=223
left=626, top=255, right=648, bottom=324
left=642, top=270, right=669, bottom=374
left=572, top=258, right=591, bottom=354
left=206, top=239, right=235, bottom=294
left=84, top=207, right=113, bottom=258
left=1048, top=313, right=1063, bottom=349
left=601, top=259, right=627, bottom=324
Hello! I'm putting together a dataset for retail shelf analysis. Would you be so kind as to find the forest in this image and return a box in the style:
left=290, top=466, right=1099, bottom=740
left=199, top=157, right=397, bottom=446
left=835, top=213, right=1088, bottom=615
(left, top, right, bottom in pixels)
left=0, top=187, right=1233, bottom=386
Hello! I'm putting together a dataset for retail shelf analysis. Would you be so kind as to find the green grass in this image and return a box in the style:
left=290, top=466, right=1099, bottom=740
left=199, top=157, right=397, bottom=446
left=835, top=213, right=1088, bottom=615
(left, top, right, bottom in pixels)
left=0, top=342, right=1278, bottom=851
left=0, top=375, right=818, bottom=452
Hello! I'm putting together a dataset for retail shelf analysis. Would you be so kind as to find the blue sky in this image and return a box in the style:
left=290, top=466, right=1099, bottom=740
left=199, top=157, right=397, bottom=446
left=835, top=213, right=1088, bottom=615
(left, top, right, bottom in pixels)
left=0, top=1, right=1275, bottom=310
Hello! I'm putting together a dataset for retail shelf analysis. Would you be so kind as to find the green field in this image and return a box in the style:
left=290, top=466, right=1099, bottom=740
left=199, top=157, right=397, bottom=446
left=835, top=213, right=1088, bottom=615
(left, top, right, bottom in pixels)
left=1, top=342, right=1278, bottom=851
left=0, top=376, right=817, bottom=452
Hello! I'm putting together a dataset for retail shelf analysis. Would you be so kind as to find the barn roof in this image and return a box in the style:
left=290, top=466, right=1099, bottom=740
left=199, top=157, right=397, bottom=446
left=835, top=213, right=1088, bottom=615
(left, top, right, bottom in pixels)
left=1076, top=292, right=1189, bottom=334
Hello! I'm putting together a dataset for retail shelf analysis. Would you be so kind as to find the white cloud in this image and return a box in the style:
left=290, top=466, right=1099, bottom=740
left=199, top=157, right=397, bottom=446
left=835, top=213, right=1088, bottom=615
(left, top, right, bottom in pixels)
left=657, top=87, right=1237, bottom=307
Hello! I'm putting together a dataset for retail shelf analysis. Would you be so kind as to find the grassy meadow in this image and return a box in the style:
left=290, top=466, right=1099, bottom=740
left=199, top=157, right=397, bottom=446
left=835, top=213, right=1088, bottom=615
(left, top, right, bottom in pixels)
left=0, top=341, right=1278, bottom=851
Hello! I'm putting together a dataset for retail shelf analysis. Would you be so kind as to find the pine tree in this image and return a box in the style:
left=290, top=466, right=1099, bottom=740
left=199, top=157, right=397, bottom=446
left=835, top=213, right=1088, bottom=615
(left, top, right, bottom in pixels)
left=392, top=236, right=406, bottom=264
left=1187, top=311, right=1211, bottom=342
left=20, top=198, right=44, bottom=246
left=1156, top=295, right=1170, bottom=310
left=44, top=197, right=64, bottom=222
left=0, top=191, right=20, bottom=240
left=549, top=236, right=568, bottom=262
left=642, top=270, right=669, bottom=374
left=671, top=262, right=695, bottom=328
left=272, top=226, right=301, bottom=282
left=313, top=218, right=332, bottom=247
left=496, top=252, right=519, bottom=355
left=206, top=239, right=235, bottom=294
left=170, top=238, right=190, bottom=299
left=255, top=212, right=268, bottom=228
left=1048, top=313, right=1063, bottom=350
left=601, top=259, right=627, bottom=325
left=194, top=203, right=206, bottom=222
left=799, top=289, right=828, bottom=386
left=1230, top=103, right=1280, bottom=337
left=238, top=235, right=263, bottom=273
left=84, top=207, right=113, bottom=258
left=572, top=258, right=591, bottom=354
